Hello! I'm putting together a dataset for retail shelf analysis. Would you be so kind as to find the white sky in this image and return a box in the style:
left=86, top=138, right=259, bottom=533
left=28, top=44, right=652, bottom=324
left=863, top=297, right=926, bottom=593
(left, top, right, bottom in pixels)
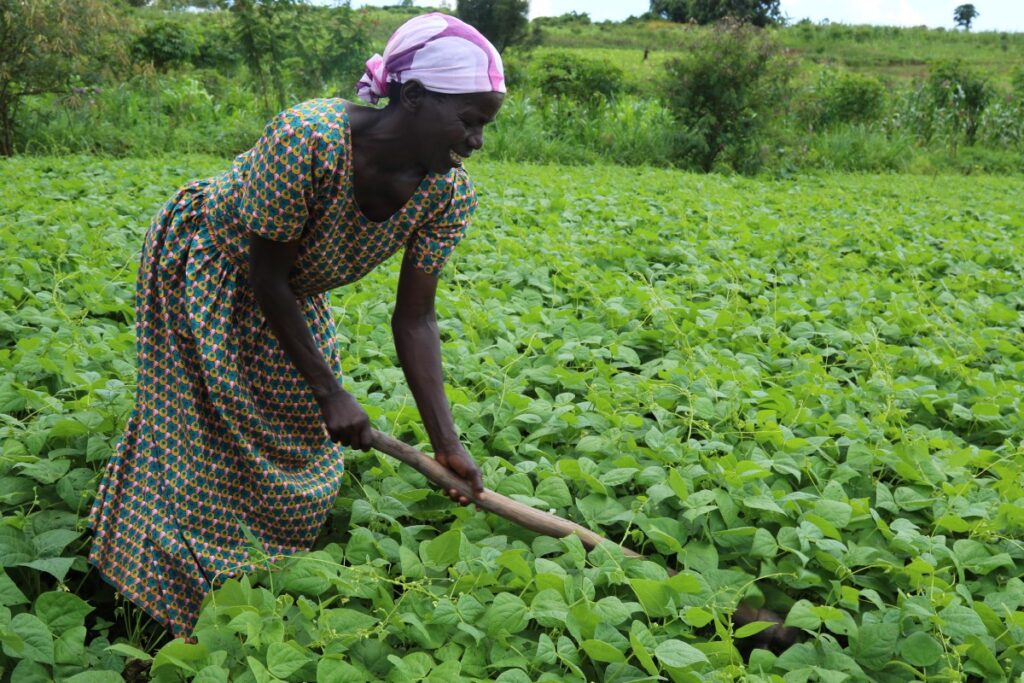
left=348, top=1, right=1024, bottom=31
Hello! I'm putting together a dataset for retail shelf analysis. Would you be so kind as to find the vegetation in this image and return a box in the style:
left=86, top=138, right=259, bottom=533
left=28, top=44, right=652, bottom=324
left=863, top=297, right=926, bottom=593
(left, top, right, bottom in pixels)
left=2, top=4, right=1022, bottom=174
left=649, top=0, right=783, bottom=27
left=0, top=0, right=127, bottom=156
left=456, top=0, right=531, bottom=53
left=2, top=155, right=1023, bottom=680
left=662, top=19, right=790, bottom=172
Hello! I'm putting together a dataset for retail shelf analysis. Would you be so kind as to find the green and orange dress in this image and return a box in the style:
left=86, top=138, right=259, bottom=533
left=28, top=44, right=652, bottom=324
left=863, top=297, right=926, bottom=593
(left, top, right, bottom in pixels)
left=88, top=98, right=476, bottom=636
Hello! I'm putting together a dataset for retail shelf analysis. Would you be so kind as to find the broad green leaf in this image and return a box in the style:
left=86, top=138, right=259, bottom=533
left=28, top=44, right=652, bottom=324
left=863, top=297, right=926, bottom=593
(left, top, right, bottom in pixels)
left=654, top=638, right=709, bottom=669
left=582, top=638, right=625, bottom=663
left=62, top=671, right=123, bottom=683
left=35, top=591, right=93, bottom=633
left=317, top=656, right=369, bottom=683
left=785, top=600, right=821, bottom=631
left=899, top=631, right=943, bottom=667
left=105, top=642, right=154, bottom=661
left=851, top=622, right=899, bottom=670
left=480, top=592, right=529, bottom=636
left=9, top=613, right=54, bottom=665
left=421, top=529, right=462, bottom=569
left=266, top=640, right=310, bottom=678
left=0, top=570, right=28, bottom=606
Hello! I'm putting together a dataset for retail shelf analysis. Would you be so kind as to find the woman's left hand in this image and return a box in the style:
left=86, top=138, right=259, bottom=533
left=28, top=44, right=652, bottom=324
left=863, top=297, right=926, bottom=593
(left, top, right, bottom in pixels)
left=435, top=445, right=484, bottom=507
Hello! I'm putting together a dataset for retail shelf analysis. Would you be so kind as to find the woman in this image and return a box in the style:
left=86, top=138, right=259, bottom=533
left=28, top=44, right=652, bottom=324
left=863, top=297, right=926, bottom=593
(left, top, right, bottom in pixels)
left=88, top=13, right=504, bottom=637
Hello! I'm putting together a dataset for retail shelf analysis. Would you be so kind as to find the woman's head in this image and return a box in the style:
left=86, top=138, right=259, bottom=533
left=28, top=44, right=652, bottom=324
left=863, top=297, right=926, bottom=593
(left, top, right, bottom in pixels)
left=356, top=13, right=505, bottom=173
left=356, top=13, right=505, bottom=105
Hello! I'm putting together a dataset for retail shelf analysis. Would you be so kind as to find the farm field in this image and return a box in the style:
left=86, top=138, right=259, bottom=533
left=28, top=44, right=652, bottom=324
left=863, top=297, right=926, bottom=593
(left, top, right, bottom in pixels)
left=1, top=155, right=1023, bottom=681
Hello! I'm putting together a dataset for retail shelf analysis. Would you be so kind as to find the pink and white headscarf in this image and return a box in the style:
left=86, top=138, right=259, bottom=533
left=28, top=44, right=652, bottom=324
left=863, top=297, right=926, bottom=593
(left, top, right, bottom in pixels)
left=356, top=13, right=505, bottom=104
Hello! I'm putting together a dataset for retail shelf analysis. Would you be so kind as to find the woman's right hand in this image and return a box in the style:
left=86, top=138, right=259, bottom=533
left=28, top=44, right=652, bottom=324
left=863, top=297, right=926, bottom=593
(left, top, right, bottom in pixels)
left=317, top=390, right=373, bottom=451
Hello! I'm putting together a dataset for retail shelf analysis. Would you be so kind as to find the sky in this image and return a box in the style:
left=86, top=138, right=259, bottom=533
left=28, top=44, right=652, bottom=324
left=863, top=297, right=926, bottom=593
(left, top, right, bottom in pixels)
left=348, top=1, right=1024, bottom=32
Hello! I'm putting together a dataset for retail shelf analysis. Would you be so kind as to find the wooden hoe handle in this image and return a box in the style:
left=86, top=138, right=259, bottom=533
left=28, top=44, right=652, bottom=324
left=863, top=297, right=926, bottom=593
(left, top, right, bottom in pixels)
left=369, top=429, right=643, bottom=560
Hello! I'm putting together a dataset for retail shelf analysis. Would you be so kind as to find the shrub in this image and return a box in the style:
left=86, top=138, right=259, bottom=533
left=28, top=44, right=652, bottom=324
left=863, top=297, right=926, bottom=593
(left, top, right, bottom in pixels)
left=132, top=19, right=200, bottom=71
left=662, top=18, right=792, bottom=172
left=926, top=59, right=990, bottom=146
left=527, top=50, right=624, bottom=104
left=801, top=69, right=887, bottom=129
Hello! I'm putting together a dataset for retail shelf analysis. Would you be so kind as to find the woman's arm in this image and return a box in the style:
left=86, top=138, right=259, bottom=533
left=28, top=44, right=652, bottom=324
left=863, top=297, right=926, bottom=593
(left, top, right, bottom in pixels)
left=392, top=252, right=483, bottom=505
left=249, top=234, right=373, bottom=450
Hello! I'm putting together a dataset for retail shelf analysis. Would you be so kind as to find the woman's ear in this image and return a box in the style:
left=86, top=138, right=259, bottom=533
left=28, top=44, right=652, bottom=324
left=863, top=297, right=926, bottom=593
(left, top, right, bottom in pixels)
left=399, top=80, right=427, bottom=112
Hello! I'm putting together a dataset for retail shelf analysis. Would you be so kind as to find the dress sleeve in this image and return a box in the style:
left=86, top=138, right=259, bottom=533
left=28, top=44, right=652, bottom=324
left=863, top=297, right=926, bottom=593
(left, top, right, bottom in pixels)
left=406, top=170, right=478, bottom=277
left=239, top=109, right=321, bottom=242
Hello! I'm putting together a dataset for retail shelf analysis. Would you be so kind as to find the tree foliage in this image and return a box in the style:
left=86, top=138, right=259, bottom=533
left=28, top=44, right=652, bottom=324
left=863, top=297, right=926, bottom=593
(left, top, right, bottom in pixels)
left=650, top=0, right=782, bottom=27
left=456, top=0, right=530, bottom=53
left=663, top=19, right=791, bottom=171
left=226, top=0, right=366, bottom=114
left=953, top=4, right=979, bottom=31
left=0, top=0, right=127, bottom=155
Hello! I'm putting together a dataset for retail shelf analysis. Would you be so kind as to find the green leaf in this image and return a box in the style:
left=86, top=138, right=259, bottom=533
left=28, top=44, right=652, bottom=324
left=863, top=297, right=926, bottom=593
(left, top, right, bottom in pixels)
left=654, top=638, right=709, bottom=669
left=750, top=528, right=778, bottom=559
left=18, top=557, right=75, bottom=582
left=480, top=592, right=529, bottom=636
left=62, top=671, right=124, bottom=683
left=531, top=589, right=568, bottom=627
left=734, top=621, right=776, bottom=639
left=582, top=638, right=625, bottom=663
left=629, top=578, right=675, bottom=618
left=421, top=529, right=462, bottom=569
left=0, top=527, right=35, bottom=566
left=535, top=477, right=573, bottom=508
left=9, top=613, right=54, bottom=665
left=193, top=665, right=231, bottom=683
left=629, top=622, right=658, bottom=677
left=536, top=633, right=557, bottom=665
left=266, top=640, right=310, bottom=678
left=0, top=570, right=28, bottom=606
left=851, top=622, right=899, bottom=670
left=32, top=528, right=82, bottom=557
left=105, top=642, right=154, bottom=662
left=317, top=657, right=368, bottom=683
left=399, top=545, right=424, bottom=580
left=785, top=600, right=822, bottom=631
left=152, top=639, right=208, bottom=674
left=898, top=631, right=943, bottom=667
left=35, top=591, right=93, bottom=633
left=320, top=607, right=378, bottom=635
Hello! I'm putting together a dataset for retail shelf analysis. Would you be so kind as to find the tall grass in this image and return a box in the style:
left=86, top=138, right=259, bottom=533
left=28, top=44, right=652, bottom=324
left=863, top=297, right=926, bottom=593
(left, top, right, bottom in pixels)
left=19, top=73, right=270, bottom=157
left=485, top=94, right=677, bottom=166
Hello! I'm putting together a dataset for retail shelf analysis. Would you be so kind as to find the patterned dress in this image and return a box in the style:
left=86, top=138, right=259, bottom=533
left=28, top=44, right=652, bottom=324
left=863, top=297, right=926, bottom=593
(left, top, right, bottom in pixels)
left=88, top=99, right=476, bottom=636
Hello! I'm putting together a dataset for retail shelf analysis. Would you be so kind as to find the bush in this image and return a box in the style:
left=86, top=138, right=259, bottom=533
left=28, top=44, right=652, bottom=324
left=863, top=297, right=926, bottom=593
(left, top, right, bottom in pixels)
left=662, top=19, right=792, bottom=172
left=926, top=59, right=990, bottom=145
left=527, top=50, right=624, bottom=104
left=132, top=19, right=200, bottom=71
left=812, top=70, right=887, bottom=128
left=193, top=22, right=240, bottom=71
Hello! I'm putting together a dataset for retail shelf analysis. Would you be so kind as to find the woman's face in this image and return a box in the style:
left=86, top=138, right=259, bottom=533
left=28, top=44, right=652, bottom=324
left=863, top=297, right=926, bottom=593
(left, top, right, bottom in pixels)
left=415, top=90, right=504, bottom=174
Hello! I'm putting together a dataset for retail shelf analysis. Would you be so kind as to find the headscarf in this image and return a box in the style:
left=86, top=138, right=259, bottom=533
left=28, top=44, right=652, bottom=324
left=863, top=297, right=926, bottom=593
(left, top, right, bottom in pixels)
left=356, top=12, right=505, bottom=105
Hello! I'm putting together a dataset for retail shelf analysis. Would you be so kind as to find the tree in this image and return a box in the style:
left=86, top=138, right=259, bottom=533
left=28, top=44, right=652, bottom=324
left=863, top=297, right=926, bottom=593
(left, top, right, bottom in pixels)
left=954, top=4, right=979, bottom=31
left=0, top=0, right=127, bottom=156
left=456, top=0, right=529, bottom=53
left=650, top=0, right=782, bottom=27
left=663, top=19, right=791, bottom=172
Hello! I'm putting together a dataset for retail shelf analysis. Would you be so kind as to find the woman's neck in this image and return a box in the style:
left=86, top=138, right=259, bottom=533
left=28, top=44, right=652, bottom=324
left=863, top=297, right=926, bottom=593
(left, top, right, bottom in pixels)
left=346, top=102, right=425, bottom=177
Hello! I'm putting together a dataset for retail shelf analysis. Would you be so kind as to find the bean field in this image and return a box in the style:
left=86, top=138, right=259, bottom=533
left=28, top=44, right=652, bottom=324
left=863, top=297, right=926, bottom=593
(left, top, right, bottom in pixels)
left=1, top=156, right=1023, bottom=681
